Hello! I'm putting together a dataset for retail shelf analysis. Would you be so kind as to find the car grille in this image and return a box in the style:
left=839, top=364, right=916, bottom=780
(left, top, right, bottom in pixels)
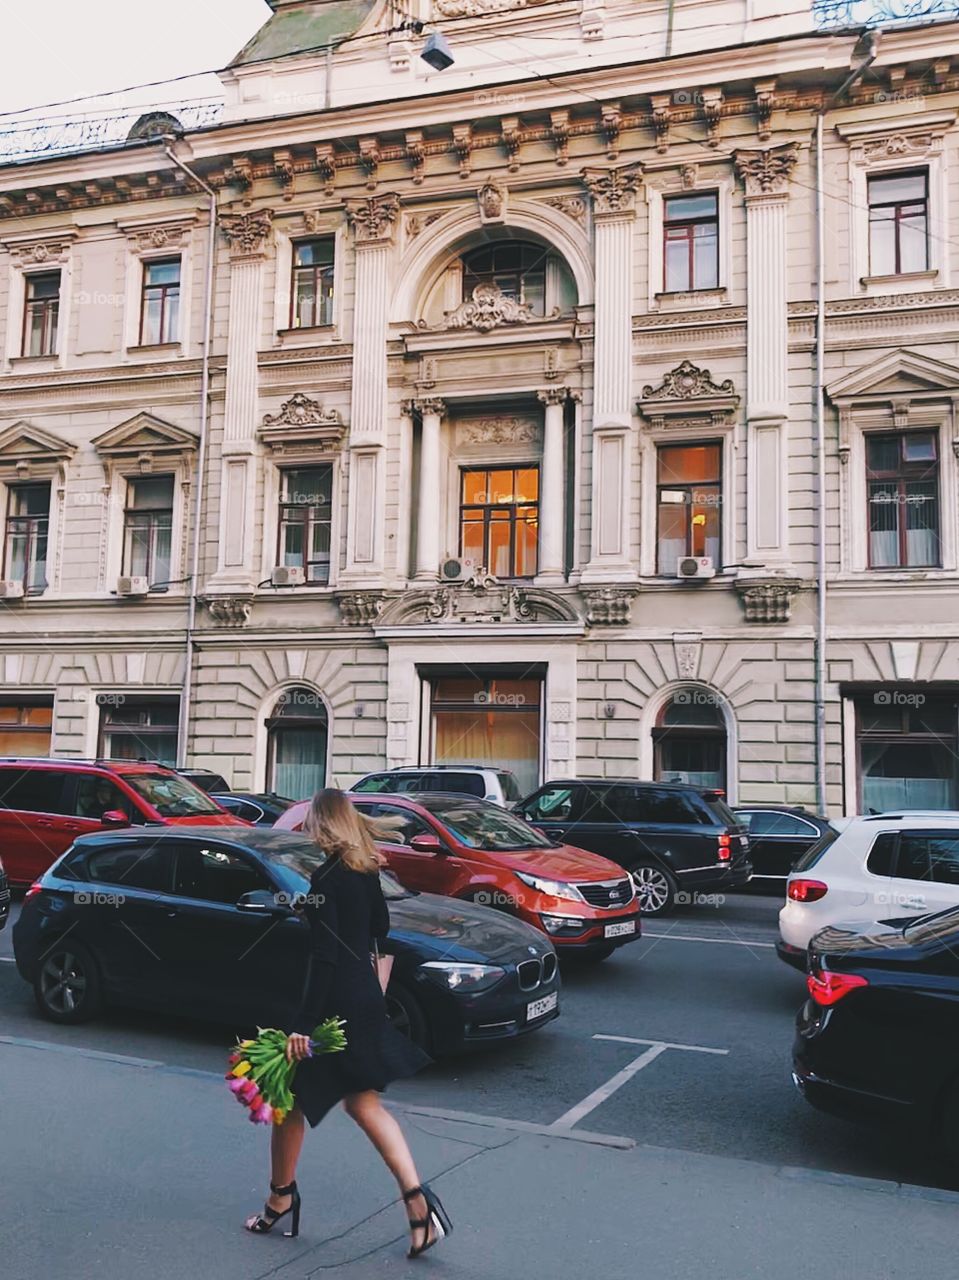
left=575, top=878, right=634, bottom=909
left=517, top=953, right=558, bottom=991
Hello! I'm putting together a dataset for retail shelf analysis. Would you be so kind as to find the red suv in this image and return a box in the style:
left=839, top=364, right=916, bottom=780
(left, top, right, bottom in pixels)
left=0, top=758, right=249, bottom=886
left=276, top=793, right=641, bottom=958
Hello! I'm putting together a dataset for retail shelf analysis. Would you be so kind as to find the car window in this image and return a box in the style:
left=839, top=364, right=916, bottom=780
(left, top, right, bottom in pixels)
left=186, top=773, right=230, bottom=793
left=427, top=772, right=486, bottom=797
left=703, top=795, right=742, bottom=828
left=426, top=801, right=554, bottom=850
left=216, top=796, right=262, bottom=823
left=497, top=771, right=522, bottom=802
left=86, top=842, right=173, bottom=891
left=0, top=767, right=71, bottom=815
left=747, top=811, right=818, bottom=837
left=578, top=787, right=623, bottom=823
left=352, top=774, right=394, bottom=793
left=358, top=802, right=434, bottom=846
left=793, top=827, right=840, bottom=872
left=896, top=832, right=959, bottom=886
left=173, top=843, right=271, bottom=904
left=72, top=775, right=137, bottom=821
left=624, top=787, right=710, bottom=825
left=866, top=831, right=897, bottom=875
left=119, top=772, right=222, bottom=816
left=523, top=786, right=576, bottom=821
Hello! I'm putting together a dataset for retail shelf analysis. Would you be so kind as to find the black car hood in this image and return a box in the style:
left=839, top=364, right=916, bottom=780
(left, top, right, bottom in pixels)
left=387, top=891, right=552, bottom=964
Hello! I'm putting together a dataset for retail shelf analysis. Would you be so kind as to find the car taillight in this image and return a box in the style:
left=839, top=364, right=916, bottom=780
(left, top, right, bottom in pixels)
left=807, top=969, right=869, bottom=1006
left=24, top=881, right=43, bottom=899
left=788, top=878, right=828, bottom=902
left=717, top=832, right=731, bottom=861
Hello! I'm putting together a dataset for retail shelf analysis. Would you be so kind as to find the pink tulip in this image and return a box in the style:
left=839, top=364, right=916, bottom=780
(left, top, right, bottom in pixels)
left=228, top=1078, right=247, bottom=1096
left=238, top=1079, right=258, bottom=1101
left=250, top=1102, right=273, bottom=1125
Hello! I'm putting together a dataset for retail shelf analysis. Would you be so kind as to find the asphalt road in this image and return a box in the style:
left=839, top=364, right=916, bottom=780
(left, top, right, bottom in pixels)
left=2, top=889, right=955, bottom=1193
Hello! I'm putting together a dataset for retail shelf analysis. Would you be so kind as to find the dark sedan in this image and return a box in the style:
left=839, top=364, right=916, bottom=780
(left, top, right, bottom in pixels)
left=13, top=828, right=560, bottom=1056
left=211, top=792, right=296, bottom=825
left=734, top=805, right=836, bottom=887
left=792, top=907, right=959, bottom=1158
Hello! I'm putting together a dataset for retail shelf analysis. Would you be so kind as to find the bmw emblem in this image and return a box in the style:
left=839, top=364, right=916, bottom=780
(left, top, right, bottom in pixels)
left=527, top=945, right=538, bottom=955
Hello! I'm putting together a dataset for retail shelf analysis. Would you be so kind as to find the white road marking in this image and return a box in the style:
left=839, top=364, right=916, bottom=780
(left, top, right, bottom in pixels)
left=0, top=956, right=15, bottom=963
left=550, top=1034, right=730, bottom=1131
left=643, top=931, right=775, bottom=948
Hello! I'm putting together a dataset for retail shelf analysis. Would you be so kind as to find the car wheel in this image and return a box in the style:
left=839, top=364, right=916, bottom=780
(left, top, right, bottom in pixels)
left=34, top=939, right=102, bottom=1023
left=384, top=981, right=431, bottom=1052
left=628, top=861, right=677, bottom=916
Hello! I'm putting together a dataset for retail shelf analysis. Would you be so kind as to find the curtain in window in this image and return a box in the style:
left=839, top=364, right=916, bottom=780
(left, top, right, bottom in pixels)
left=273, top=727, right=327, bottom=800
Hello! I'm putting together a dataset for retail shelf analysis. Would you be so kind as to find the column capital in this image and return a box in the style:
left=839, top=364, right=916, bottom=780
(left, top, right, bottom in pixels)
left=733, top=143, right=799, bottom=200
left=412, top=397, right=446, bottom=417
left=220, top=209, right=274, bottom=259
left=580, top=164, right=642, bottom=217
left=346, top=193, right=402, bottom=245
left=537, top=386, right=570, bottom=406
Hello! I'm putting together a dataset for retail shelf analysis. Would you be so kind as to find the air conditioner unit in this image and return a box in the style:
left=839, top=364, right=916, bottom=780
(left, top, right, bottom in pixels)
left=439, top=556, right=475, bottom=583
left=116, top=575, right=150, bottom=597
left=271, top=565, right=306, bottom=588
left=676, top=555, right=715, bottom=581
left=0, top=580, right=25, bottom=599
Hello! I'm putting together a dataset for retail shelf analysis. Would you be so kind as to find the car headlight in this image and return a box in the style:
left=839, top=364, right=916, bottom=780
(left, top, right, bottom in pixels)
left=419, top=961, right=506, bottom=992
left=515, top=871, right=584, bottom=902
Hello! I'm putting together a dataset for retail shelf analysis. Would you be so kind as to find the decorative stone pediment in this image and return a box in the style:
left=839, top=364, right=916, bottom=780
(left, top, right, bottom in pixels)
left=825, top=349, right=959, bottom=404
left=259, top=394, right=347, bottom=453
left=639, top=360, right=739, bottom=431
left=202, top=595, right=254, bottom=627
left=0, top=421, right=75, bottom=478
left=455, top=416, right=541, bottom=447
left=440, top=284, right=538, bottom=333
left=1, top=230, right=76, bottom=267
left=92, top=413, right=198, bottom=471
left=582, top=587, right=639, bottom=626
left=734, top=575, right=802, bottom=623
left=375, top=572, right=580, bottom=627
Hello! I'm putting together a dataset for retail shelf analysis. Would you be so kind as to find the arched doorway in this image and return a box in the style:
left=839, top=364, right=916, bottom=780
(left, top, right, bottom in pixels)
left=265, top=687, right=328, bottom=800
left=653, top=689, right=727, bottom=792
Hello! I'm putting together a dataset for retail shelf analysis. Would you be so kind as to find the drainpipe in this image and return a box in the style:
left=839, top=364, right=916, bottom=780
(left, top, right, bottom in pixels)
left=161, top=142, right=217, bottom=769
left=813, top=31, right=880, bottom=815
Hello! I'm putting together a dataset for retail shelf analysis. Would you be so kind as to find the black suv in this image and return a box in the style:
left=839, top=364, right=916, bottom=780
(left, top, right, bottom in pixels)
left=516, top=780, right=752, bottom=915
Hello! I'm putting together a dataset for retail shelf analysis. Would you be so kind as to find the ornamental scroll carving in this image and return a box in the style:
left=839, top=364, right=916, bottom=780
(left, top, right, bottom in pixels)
left=444, top=283, right=536, bottom=332
left=580, top=164, right=642, bottom=215
left=259, top=394, right=346, bottom=452
left=375, top=574, right=580, bottom=627
left=733, top=144, right=798, bottom=197
left=220, top=209, right=274, bottom=256
left=455, top=417, right=541, bottom=446
left=642, top=360, right=735, bottom=401
left=435, top=0, right=550, bottom=15
left=345, top=194, right=401, bottom=243
left=262, top=393, right=342, bottom=429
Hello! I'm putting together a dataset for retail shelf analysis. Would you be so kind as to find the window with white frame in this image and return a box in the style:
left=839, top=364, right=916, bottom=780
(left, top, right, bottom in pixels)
left=3, top=482, right=50, bottom=591
left=277, top=466, right=333, bottom=584
left=867, top=171, right=929, bottom=277
left=662, top=193, right=719, bottom=293
left=656, top=442, right=722, bottom=573
left=139, top=258, right=180, bottom=345
left=22, top=272, right=61, bottom=357
left=123, top=475, right=174, bottom=586
left=646, top=173, right=733, bottom=309
left=865, top=430, right=940, bottom=570
left=290, top=239, right=334, bottom=329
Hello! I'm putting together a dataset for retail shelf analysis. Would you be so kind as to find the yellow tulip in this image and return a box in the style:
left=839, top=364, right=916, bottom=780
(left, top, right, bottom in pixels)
left=273, top=1109, right=286, bottom=1126
left=239, top=1039, right=255, bottom=1049
left=231, top=1061, right=252, bottom=1077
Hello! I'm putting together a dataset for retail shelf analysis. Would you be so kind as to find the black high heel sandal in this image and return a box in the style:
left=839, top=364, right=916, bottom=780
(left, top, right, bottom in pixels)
left=403, top=1183, right=452, bottom=1259
left=244, top=1180, right=301, bottom=1238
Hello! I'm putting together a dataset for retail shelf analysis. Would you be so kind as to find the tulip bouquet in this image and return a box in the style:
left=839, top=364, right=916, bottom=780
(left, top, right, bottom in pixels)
left=226, top=1018, right=347, bottom=1126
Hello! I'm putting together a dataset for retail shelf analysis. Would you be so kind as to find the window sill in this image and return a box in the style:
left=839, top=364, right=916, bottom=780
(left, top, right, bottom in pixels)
left=653, top=288, right=728, bottom=311
left=9, top=354, right=59, bottom=368
left=276, top=325, right=338, bottom=345
left=834, top=569, right=957, bottom=584
left=126, top=343, right=182, bottom=359
left=859, top=270, right=939, bottom=292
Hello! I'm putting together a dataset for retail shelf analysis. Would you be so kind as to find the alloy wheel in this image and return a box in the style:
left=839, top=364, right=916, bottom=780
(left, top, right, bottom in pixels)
left=630, top=865, right=672, bottom=914
left=40, top=949, right=88, bottom=1016
left=384, top=991, right=411, bottom=1038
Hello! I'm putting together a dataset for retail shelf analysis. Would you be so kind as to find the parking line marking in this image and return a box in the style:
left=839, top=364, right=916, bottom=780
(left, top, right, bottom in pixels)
left=593, top=1033, right=730, bottom=1054
left=0, top=956, right=15, bottom=963
left=643, top=932, right=776, bottom=948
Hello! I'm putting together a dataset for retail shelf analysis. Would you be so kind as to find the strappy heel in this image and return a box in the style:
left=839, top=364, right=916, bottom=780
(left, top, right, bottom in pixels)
left=403, top=1182, right=452, bottom=1258
left=244, top=1180, right=301, bottom=1238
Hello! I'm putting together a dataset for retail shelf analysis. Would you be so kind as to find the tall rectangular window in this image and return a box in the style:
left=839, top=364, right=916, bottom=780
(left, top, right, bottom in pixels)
left=4, top=482, right=50, bottom=591
left=866, top=431, right=939, bottom=569
left=291, top=239, right=335, bottom=329
left=278, top=466, right=333, bottom=584
left=656, top=442, right=722, bottom=573
left=663, top=193, right=719, bottom=292
left=140, top=258, right=180, bottom=345
left=22, top=272, right=60, bottom=357
left=460, top=467, right=539, bottom=579
left=123, top=475, right=174, bottom=586
left=868, top=171, right=928, bottom=276
left=99, top=697, right=179, bottom=765
left=0, top=699, right=53, bottom=755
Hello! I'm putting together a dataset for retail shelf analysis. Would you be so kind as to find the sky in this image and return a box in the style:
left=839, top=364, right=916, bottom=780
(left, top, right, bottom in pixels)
left=0, top=0, right=270, bottom=116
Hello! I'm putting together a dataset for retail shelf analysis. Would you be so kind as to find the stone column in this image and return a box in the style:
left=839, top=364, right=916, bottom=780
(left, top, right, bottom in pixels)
left=342, top=194, right=400, bottom=583
left=213, top=209, right=273, bottom=588
left=734, top=145, right=799, bottom=565
left=580, top=166, right=641, bottom=581
left=413, top=397, right=445, bottom=580
left=536, top=387, right=568, bottom=583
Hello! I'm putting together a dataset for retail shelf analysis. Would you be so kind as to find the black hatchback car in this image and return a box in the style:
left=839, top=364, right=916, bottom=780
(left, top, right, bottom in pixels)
left=793, top=908, right=959, bottom=1157
left=517, top=780, right=751, bottom=915
left=13, top=828, right=560, bottom=1056
left=733, top=805, right=836, bottom=888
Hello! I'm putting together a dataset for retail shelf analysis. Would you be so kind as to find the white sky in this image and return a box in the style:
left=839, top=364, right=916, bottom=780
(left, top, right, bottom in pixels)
left=0, top=0, right=270, bottom=115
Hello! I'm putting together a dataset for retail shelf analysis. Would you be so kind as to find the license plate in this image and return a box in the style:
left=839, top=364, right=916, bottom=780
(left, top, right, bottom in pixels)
left=526, top=991, right=558, bottom=1021
left=604, top=920, right=636, bottom=939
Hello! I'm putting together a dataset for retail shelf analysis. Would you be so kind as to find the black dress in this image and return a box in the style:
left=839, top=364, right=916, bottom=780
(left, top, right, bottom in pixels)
left=291, top=857, right=431, bottom=1127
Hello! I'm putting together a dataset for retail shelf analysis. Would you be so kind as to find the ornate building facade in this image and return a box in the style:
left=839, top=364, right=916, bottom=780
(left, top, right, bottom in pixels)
left=0, top=0, right=958, bottom=811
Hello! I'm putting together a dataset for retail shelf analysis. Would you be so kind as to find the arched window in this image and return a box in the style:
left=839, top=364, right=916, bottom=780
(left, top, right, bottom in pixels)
left=266, top=687, right=328, bottom=800
left=459, top=240, right=576, bottom=317
left=653, top=690, right=727, bottom=792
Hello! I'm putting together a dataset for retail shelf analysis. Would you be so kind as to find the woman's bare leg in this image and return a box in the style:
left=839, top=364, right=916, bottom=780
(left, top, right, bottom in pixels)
left=245, top=1107, right=306, bottom=1226
left=342, top=1091, right=434, bottom=1247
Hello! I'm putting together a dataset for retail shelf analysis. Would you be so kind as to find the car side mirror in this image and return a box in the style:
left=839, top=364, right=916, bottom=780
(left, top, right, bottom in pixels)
left=409, top=833, right=446, bottom=855
left=236, top=888, right=288, bottom=914
left=100, top=810, right=130, bottom=828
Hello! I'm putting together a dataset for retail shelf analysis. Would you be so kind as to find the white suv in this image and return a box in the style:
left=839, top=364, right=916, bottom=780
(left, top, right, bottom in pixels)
left=350, top=765, right=523, bottom=808
left=778, top=812, right=959, bottom=969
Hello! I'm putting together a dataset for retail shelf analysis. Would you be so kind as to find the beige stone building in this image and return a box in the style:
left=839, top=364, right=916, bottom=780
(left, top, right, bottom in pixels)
left=0, top=0, right=958, bottom=813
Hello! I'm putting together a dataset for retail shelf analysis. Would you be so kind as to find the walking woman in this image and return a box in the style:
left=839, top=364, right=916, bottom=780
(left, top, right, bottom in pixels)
left=244, top=788, right=451, bottom=1257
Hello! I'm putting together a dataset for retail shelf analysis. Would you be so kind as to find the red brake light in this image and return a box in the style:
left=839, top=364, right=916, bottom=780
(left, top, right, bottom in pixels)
left=807, top=969, right=869, bottom=1006
left=717, top=832, right=731, bottom=861
left=25, top=881, right=43, bottom=899
left=788, top=878, right=828, bottom=903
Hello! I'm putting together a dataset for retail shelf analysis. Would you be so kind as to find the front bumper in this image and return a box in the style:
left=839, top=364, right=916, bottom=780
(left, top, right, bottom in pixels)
left=532, top=910, right=641, bottom=950
left=417, top=973, right=561, bottom=1055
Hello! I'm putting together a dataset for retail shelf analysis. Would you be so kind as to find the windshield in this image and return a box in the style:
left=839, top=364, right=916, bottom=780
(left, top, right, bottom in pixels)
left=258, top=833, right=411, bottom=900
left=497, top=771, right=522, bottom=802
left=121, top=772, right=223, bottom=817
left=903, top=906, right=959, bottom=945
left=429, top=801, right=554, bottom=850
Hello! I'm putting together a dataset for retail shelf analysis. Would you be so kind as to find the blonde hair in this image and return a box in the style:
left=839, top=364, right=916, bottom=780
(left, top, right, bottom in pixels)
left=301, top=788, right=384, bottom=873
